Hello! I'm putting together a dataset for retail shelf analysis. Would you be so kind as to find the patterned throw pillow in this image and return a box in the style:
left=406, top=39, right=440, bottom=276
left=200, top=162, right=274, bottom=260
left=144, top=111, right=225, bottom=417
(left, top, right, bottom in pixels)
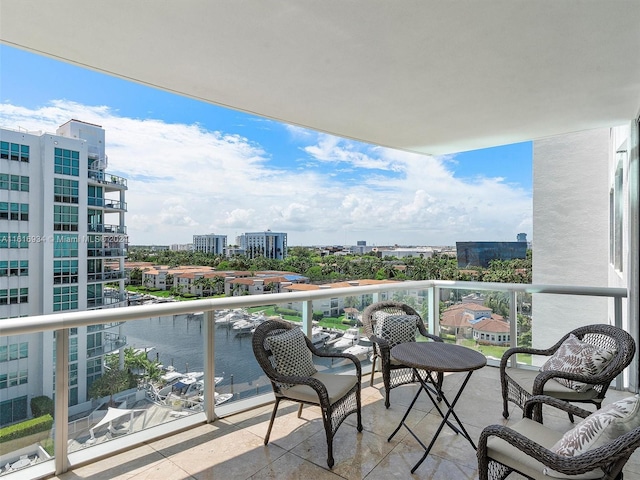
left=539, top=334, right=616, bottom=392
left=267, top=328, right=317, bottom=383
left=374, top=314, right=418, bottom=349
left=544, top=395, right=640, bottom=476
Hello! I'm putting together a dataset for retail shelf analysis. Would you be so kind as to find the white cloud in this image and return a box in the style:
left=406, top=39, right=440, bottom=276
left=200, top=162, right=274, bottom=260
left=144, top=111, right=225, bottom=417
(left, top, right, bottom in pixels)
left=0, top=100, right=531, bottom=246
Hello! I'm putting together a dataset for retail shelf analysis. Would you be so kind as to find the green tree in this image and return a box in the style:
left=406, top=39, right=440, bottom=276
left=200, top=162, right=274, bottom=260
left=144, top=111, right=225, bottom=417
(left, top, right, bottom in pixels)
left=88, top=368, right=135, bottom=407
left=128, top=267, right=143, bottom=285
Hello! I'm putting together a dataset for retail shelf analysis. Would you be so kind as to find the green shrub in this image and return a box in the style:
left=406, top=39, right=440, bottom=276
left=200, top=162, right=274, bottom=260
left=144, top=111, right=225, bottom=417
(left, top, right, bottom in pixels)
left=41, top=437, right=54, bottom=456
left=30, top=396, right=54, bottom=418
left=0, top=414, right=53, bottom=444
left=273, top=307, right=300, bottom=317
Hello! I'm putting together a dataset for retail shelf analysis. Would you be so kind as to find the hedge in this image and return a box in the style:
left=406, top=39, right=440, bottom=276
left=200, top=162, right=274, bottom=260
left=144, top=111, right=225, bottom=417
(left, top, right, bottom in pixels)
left=0, top=414, right=54, bottom=444
left=31, top=396, right=54, bottom=418
left=273, top=306, right=300, bottom=317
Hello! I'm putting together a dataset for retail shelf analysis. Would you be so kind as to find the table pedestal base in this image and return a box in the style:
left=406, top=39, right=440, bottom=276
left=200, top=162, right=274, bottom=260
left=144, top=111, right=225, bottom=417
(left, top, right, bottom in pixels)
left=388, top=369, right=477, bottom=474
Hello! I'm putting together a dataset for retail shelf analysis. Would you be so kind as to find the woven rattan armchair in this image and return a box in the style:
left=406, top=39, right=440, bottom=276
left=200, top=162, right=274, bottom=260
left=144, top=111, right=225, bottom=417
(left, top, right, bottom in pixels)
left=362, top=301, right=444, bottom=408
left=500, top=324, right=636, bottom=421
left=478, top=395, right=640, bottom=480
left=252, top=319, right=362, bottom=468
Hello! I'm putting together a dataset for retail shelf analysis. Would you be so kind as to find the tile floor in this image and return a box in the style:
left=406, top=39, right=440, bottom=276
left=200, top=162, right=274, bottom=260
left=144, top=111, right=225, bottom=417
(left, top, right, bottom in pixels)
left=47, top=366, right=640, bottom=480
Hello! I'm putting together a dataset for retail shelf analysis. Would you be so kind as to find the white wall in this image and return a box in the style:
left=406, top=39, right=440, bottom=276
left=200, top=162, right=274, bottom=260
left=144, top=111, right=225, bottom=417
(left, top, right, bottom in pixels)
left=532, top=128, right=610, bottom=354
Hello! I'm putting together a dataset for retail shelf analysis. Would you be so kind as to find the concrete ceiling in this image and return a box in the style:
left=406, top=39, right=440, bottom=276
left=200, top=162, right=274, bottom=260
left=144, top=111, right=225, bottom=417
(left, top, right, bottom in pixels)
left=1, top=1, right=639, bottom=155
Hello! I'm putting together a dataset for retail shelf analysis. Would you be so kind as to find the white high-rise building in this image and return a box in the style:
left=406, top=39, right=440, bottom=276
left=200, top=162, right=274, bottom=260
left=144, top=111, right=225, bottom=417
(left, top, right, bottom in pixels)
left=193, top=233, right=226, bottom=255
left=240, top=231, right=287, bottom=260
left=0, top=120, right=128, bottom=421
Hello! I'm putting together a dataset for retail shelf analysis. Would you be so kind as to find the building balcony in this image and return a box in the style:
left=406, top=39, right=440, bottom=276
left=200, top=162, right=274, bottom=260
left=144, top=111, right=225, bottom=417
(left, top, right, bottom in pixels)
left=87, top=248, right=126, bottom=258
left=87, top=270, right=126, bottom=282
left=87, top=224, right=127, bottom=234
left=88, top=170, right=128, bottom=190
left=103, top=200, right=127, bottom=212
left=42, top=369, right=640, bottom=480
left=86, top=332, right=127, bottom=358
left=0, top=280, right=636, bottom=479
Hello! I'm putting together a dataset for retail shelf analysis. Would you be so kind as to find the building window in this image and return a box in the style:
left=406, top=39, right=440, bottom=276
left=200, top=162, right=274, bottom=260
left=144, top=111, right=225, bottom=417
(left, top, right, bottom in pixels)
left=87, top=331, right=103, bottom=357
left=0, top=202, right=29, bottom=221
left=53, top=234, right=78, bottom=257
left=0, top=174, right=28, bottom=192
left=69, top=363, right=78, bottom=387
left=54, top=178, right=79, bottom=204
left=54, top=148, right=80, bottom=176
left=1, top=370, right=28, bottom=389
left=69, top=337, right=78, bottom=362
left=0, top=342, right=28, bottom=362
left=0, top=141, right=29, bottom=162
left=0, top=289, right=28, bottom=305
left=0, top=395, right=29, bottom=425
left=53, top=285, right=78, bottom=311
left=54, top=205, right=79, bottom=231
left=87, top=284, right=103, bottom=308
left=0, top=233, right=29, bottom=249
left=87, top=185, right=104, bottom=207
left=610, top=153, right=625, bottom=272
left=0, top=260, right=28, bottom=277
left=53, top=259, right=79, bottom=284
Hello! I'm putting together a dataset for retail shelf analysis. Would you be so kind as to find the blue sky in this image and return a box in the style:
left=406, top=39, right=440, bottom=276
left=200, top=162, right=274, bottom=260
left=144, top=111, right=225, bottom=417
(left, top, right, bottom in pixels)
left=0, top=45, right=532, bottom=246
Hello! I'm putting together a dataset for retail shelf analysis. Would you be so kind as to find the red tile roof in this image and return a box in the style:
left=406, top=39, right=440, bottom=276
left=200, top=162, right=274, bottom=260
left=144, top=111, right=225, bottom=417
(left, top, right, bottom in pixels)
left=472, top=317, right=510, bottom=333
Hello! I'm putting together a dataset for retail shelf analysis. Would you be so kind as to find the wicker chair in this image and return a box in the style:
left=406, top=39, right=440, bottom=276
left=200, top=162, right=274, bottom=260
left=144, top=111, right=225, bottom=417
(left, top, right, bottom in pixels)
left=478, top=395, right=640, bottom=480
left=252, top=319, right=362, bottom=468
left=362, top=301, right=444, bottom=408
left=500, top=324, right=636, bottom=421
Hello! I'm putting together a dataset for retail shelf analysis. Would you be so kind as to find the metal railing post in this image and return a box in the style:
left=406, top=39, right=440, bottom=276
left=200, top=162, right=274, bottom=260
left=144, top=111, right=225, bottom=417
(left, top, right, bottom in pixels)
left=509, top=289, right=518, bottom=368
left=204, top=310, right=216, bottom=422
left=430, top=286, right=439, bottom=336
left=302, top=300, right=312, bottom=337
left=54, top=328, right=70, bottom=475
left=613, top=297, right=624, bottom=390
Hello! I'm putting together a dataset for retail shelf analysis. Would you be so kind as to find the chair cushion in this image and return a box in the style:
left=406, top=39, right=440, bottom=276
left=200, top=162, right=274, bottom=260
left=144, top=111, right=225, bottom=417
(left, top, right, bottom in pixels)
left=374, top=314, right=418, bottom=348
left=539, top=334, right=616, bottom=392
left=487, top=418, right=603, bottom=480
left=285, top=372, right=358, bottom=404
left=267, top=328, right=317, bottom=381
left=506, top=367, right=600, bottom=401
left=551, top=394, right=640, bottom=457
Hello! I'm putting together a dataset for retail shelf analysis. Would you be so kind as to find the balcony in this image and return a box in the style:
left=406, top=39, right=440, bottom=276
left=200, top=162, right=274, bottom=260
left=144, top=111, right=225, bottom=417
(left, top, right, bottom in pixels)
left=87, top=248, right=126, bottom=258
left=86, top=333, right=127, bottom=358
left=87, top=270, right=126, bottom=282
left=103, top=200, right=127, bottom=212
left=87, top=170, right=128, bottom=190
left=87, top=224, right=127, bottom=234
left=39, top=369, right=639, bottom=480
left=0, top=280, right=636, bottom=479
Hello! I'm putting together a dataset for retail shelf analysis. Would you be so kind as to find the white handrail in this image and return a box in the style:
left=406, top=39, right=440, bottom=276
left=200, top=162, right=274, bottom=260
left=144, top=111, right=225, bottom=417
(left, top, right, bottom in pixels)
left=0, top=280, right=626, bottom=336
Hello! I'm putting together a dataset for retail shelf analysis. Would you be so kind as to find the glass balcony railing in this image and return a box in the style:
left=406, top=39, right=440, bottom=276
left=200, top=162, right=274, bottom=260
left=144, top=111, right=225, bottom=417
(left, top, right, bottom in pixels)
left=87, top=270, right=126, bottom=282
left=0, top=280, right=629, bottom=478
left=86, top=333, right=127, bottom=358
left=87, top=248, right=125, bottom=257
left=103, top=200, right=127, bottom=211
left=87, top=224, right=127, bottom=234
left=87, top=170, right=128, bottom=189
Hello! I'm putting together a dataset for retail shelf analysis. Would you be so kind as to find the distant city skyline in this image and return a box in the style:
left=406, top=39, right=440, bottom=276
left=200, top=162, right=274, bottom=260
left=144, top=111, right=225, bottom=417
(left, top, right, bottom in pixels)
left=0, top=45, right=532, bottom=246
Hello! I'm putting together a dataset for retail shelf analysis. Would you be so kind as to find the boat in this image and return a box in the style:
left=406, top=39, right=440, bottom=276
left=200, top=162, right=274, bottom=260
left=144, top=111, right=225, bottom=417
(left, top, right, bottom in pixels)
left=214, top=391, right=233, bottom=406
left=166, top=380, right=233, bottom=408
left=155, top=370, right=220, bottom=399
left=310, top=327, right=336, bottom=349
left=343, top=337, right=374, bottom=361
left=333, top=327, right=361, bottom=349
left=216, top=309, right=248, bottom=327
left=232, top=319, right=257, bottom=336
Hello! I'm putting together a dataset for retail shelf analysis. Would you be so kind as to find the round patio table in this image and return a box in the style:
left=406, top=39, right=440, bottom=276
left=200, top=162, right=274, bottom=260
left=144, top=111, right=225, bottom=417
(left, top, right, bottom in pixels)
left=388, top=342, right=486, bottom=474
